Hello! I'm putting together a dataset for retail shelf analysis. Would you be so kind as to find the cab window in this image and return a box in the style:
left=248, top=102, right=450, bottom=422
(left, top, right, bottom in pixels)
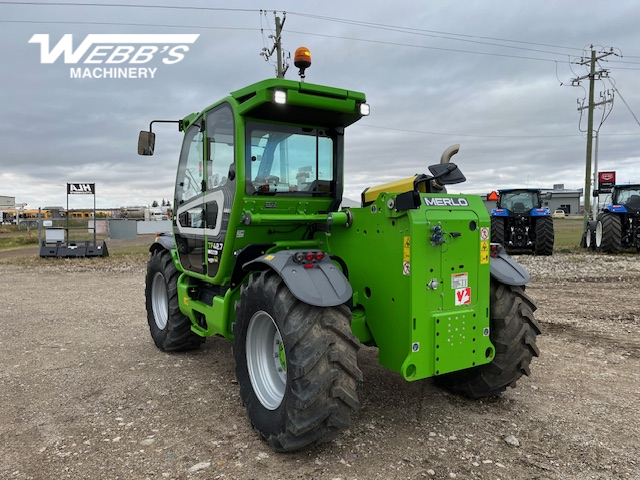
left=246, top=122, right=335, bottom=195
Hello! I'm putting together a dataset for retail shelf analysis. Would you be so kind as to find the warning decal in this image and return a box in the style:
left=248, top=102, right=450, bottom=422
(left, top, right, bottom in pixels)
left=480, top=240, right=489, bottom=264
left=403, top=236, right=411, bottom=262
left=402, top=261, right=411, bottom=276
left=455, top=287, right=471, bottom=306
left=451, top=273, right=468, bottom=289
left=480, top=227, right=489, bottom=241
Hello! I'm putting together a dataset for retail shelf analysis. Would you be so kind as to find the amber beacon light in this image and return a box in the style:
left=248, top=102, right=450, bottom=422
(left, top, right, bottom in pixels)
left=294, top=46, right=312, bottom=80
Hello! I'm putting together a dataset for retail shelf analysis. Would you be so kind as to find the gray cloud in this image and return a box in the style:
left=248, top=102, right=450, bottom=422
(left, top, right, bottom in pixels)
left=1, top=0, right=639, bottom=210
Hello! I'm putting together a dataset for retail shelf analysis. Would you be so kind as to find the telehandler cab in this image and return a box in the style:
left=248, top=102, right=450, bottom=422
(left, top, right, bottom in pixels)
left=138, top=60, right=540, bottom=452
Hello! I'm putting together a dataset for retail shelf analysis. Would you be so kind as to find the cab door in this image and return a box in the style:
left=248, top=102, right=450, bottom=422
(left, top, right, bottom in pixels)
left=203, top=104, right=235, bottom=278
left=174, top=120, right=206, bottom=274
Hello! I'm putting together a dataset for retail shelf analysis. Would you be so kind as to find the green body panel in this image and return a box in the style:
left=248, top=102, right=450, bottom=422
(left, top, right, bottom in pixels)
left=327, top=192, right=494, bottom=381
left=176, top=276, right=237, bottom=340
left=158, top=77, right=495, bottom=382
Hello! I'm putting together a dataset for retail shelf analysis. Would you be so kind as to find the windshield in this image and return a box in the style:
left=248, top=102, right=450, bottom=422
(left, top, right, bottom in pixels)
left=246, top=122, right=337, bottom=196
left=615, top=187, right=640, bottom=205
left=499, top=191, right=540, bottom=212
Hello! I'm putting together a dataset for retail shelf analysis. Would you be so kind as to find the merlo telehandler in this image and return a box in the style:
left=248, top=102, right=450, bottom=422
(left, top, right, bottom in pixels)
left=138, top=55, right=540, bottom=452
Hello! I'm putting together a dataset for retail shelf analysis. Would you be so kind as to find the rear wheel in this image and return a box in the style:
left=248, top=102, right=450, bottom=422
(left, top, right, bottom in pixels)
left=145, top=249, right=204, bottom=351
left=596, top=213, right=622, bottom=253
left=435, top=279, right=540, bottom=398
left=490, top=217, right=505, bottom=245
left=534, top=216, right=554, bottom=255
left=233, top=270, right=362, bottom=452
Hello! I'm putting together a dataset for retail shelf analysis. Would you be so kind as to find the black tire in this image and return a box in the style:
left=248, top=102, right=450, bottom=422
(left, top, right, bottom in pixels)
left=595, top=213, right=623, bottom=253
left=534, top=216, right=554, bottom=255
left=584, top=221, right=596, bottom=250
left=434, top=279, right=541, bottom=398
left=145, top=248, right=205, bottom=351
left=233, top=270, right=362, bottom=452
left=490, top=216, right=505, bottom=245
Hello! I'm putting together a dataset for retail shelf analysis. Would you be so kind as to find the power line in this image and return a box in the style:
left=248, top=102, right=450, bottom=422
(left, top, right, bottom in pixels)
left=360, top=123, right=577, bottom=138
left=0, top=1, right=257, bottom=13
left=4, top=1, right=640, bottom=71
left=357, top=123, right=640, bottom=139
left=5, top=0, right=638, bottom=61
left=606, top=78, right=640, bottom=129
left=288, top=12, right=583, bottom=54
left=287, top=30, right=560, bottom=64
left=0, top=18, right=257, bottom=31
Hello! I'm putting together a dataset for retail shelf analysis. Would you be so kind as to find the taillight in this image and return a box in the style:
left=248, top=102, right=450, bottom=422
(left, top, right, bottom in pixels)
left=293, top=251, right=327, bottom=267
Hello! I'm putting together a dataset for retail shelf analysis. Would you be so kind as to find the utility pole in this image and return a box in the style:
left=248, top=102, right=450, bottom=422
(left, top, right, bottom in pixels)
left=260, top=11, right=289, bottom=78
left=571, top=46, right=615, bottom=230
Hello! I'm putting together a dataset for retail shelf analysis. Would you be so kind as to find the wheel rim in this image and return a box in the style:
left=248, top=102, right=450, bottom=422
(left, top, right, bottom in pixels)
left=246, top=311, right=286, bottom=410
left=595, top=221, right=603, bottom=247
left=151, top=271, right=168, bottom=330
left=585, top=229, right=592, bottom=248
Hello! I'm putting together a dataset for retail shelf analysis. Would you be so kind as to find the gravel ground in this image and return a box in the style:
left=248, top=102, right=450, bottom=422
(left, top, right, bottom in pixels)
left=0, top=248, right=639, bottom=480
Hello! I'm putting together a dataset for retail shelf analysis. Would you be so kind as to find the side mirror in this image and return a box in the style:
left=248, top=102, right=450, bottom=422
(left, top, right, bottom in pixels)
left=138, top=131, right=156, bottom=156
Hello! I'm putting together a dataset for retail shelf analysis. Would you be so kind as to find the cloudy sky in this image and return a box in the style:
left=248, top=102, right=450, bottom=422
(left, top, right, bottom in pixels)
left=1, top=0, right=639, bottom=209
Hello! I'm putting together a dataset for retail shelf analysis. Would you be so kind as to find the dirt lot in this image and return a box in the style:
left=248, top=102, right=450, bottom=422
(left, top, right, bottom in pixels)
left=1, top=245, right=639, bottom=480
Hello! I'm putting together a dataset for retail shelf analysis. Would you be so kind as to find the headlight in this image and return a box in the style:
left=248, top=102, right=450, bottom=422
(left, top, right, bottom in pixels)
left=273, top=90, right=287, bottom=105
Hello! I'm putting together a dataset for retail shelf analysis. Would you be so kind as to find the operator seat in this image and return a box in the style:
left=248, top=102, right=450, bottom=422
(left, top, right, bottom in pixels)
left=512, top=202, right=526, bottom=213
left=626, top=194, right=640, bottom=212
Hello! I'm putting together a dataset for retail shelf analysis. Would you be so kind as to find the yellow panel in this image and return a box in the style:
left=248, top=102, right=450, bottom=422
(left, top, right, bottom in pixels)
left=362, top=175, right=418, bottom=204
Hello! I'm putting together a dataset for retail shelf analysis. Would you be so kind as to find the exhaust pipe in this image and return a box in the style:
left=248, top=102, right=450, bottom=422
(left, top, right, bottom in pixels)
left=440, top=144, right=460, bottom=164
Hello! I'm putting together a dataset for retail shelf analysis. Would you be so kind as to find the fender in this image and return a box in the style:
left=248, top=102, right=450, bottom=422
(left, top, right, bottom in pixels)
left=605, top=205, right=628, bottom=213
left=149, top=232, right=176, bottom=252
left=529, top=208, right=550, bottom=217
left=243, top=250, right=352, bottom=307
left=489, top=243, right=530, bottom=286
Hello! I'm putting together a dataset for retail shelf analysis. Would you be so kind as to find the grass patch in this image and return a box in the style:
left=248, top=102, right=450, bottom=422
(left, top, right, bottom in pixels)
left=553, top=218, right=585, bottom=250
left=108, top=244, right=150, bottom=257
left=0, top=235, right=39, bottom=249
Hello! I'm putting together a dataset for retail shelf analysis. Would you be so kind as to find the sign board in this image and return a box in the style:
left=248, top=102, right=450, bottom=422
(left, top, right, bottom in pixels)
left=67, top=183, right=95, bottom=195
left=553, top=184, right=564, bottom=191
left=598, top=172, right=616, bottom=194
left=45, top=228, right=65, bottom=243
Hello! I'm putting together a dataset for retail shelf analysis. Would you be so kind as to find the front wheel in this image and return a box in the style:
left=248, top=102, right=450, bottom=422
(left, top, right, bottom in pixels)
left=145, top=248, right=204, bottom=351
left=435, top=279, right=541, bottom=398
left=584, top=220, right=596, bottom=250
left=233, top=270, right=362, bottom=452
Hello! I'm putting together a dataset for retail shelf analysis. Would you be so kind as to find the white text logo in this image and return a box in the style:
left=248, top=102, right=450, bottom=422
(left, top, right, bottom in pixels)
left=423, top=197, right=469, bottom=207
left=29, top=34, right=200, bottom=79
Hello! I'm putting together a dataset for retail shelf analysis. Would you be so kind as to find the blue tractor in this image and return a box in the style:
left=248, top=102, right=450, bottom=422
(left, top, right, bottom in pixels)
left=589, top=184, right=640, bottom=252
left=489, top=188, right=554, bottom=255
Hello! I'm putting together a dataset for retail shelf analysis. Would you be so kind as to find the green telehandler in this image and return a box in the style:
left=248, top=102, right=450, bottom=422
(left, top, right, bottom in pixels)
left=138, top=58, right=540, bottom=452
